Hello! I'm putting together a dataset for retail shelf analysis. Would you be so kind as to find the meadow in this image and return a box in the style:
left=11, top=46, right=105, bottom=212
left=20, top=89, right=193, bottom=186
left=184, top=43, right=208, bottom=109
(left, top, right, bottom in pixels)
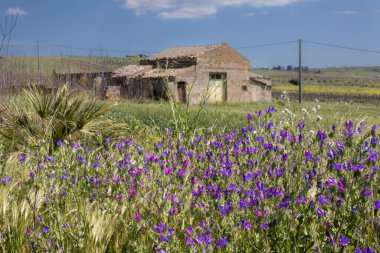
left=0, top=88, right=379, bottom=252
left=255, top=67, right=380, bottom=96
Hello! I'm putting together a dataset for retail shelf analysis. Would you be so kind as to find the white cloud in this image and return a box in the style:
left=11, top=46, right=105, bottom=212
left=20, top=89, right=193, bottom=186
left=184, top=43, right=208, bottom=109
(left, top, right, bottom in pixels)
left=160, top=6, right=218, bottom=19
left=333, top=10, right=359, bottom=15
left=123, top=0, right=310, bottom=19
left=242, top=12, right=255, bottom=17
left=6, top=7, right=27, bottom=16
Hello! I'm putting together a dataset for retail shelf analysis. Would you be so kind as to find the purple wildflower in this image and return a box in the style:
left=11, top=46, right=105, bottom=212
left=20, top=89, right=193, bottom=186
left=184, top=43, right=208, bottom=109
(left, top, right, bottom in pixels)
left=114, top=192, right=123, bottom=201
left=361, top=187, right=372, bottom=198
left=266, top=106, right=276, bottom=114
left=305, top=150, right=313, bottom=162
left=316, top=208, right=324, bottom=218
left=72, top=142, right=80, bottom=150
left=318, top=195, right=328, bottom=205
left=374, top=200, right=380, bottom=210
left=153, top=222, right=166, bottom=233
left=57, top=140, right=65, bottom=147
left=77, top=155, right=86, bottom=163
left=339, top=234, right=349, bottom=247
left=255, top=110, right=262, bottom=117
left=134, top=212, right=141, bottom=222
left=214, top=237, right=228, bottom=249
left=18, top=154, right=26, bottom=163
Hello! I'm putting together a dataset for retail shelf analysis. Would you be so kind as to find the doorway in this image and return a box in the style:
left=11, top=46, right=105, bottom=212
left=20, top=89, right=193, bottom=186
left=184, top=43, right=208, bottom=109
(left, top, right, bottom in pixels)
left=208, top=72, right=227, bottom=103
left=177, top=82, right=187, bottom=103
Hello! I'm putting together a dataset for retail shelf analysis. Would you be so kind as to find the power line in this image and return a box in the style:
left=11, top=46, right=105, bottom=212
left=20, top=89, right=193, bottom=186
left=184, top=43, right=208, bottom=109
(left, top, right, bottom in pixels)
left=235, top=40, right=298, bottom=49
left=46, top=43, right=156, bottom=54
left=304, top=40, right=380, bottom=54
left=6, top=39, right=380, bottom=56
left=7, top=41, right=156, bottom=54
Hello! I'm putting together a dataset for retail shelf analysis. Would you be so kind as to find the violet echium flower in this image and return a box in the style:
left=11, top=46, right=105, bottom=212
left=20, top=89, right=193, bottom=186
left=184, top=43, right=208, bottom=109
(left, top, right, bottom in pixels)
left=325, top=231, right=335, bottom=247
left=72, top=142, right=80, bottom=150
left=57, top=139, right=65, bottom=147
left=246, top=113, right=252, bottom=121
left=214, top=237, right=228, bottom=249
left=255, top=110, right=262, bottom=117
left=18, top=154, right=26, bottom=163
left=266, top=106, right=276, bottom=114
left=305, top=150, right=313, bottom=162
left=153, top=222, right=166, bottom=233
left=43, top=226, right=50, bottom=233
left=375, top=200, right=380, bottom=210
left=361, top=187, right=372, bottom=198
left=298, top=120, right=305, bottom=130
left=339, top=234, right=349, bottom=247
left=346, top=120, right=354, bottom=129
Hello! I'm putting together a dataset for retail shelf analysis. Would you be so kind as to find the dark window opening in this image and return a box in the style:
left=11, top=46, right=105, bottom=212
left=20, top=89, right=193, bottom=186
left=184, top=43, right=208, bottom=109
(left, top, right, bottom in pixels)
left=242, top=85, right=248, bottom=91
left=152, top=79, right=168, bottom=101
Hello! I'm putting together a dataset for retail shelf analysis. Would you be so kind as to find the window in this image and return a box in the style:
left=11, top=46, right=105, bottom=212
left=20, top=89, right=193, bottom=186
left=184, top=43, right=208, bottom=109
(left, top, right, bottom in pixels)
left=209, top=73, right=225, bottom=80
left=242, top=85, right=248, bottom=91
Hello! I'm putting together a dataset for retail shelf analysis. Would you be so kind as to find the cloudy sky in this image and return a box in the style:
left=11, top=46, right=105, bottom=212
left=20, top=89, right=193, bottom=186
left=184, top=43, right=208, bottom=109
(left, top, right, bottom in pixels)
left=0, top=0, right=379, bottom=67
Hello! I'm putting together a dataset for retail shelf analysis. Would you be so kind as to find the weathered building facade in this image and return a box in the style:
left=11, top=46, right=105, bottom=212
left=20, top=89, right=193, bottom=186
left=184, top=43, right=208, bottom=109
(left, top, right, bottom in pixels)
left=111, top=43, right=271, bottom=103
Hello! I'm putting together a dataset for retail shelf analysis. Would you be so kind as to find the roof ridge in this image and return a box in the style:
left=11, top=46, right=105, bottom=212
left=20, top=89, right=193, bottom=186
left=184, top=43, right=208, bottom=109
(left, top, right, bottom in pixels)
left=144, top=43, right=228, bottom=61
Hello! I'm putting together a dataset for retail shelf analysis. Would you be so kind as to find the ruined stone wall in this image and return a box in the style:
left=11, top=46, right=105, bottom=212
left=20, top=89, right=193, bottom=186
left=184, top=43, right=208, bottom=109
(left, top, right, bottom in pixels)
left=105, top=86, right=121, bottom=101
left=249, top=81, right=272, bottom=102
left=119, top=78, right=153, bottom=100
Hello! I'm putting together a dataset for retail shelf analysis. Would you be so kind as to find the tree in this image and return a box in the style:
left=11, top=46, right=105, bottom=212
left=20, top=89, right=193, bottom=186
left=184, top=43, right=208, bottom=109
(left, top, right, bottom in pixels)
left=0, top=15, right=18, bottom=55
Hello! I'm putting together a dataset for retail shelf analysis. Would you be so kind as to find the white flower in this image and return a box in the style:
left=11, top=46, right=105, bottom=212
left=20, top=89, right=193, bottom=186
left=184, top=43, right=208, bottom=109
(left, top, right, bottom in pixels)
left=317, top=115, right=322, bottom=121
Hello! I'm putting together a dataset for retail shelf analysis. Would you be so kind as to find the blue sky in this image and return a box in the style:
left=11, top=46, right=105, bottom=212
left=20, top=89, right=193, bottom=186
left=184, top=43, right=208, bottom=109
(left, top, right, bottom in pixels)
left=1, top=0, right=380, bottom=67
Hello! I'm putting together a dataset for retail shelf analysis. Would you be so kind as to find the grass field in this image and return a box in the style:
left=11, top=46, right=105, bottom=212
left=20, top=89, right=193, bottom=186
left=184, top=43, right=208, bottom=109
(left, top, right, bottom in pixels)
left=2, top=55, right=380, bottom=95
left=102, top=100, right=380, bottom=133
left=0, top=55, right=142, bottom=75
left=255, top=67, right=380, bottom=95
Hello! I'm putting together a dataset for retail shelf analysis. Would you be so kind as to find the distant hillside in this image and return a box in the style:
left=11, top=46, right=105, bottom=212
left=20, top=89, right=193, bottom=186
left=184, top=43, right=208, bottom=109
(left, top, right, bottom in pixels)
left=0, top=55, right=143, bottom=76
left=253, top=66, right=380, bottom=95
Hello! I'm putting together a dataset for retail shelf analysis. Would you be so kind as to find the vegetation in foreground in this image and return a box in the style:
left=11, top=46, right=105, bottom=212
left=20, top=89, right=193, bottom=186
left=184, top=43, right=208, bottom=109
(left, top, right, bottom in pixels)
left=0, top=97, right=379, bottom=252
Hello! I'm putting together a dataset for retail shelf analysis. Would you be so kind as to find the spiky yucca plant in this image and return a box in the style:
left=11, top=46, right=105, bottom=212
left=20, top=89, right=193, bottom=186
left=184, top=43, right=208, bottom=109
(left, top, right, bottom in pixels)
left=0, top=85, right=112, bottom=160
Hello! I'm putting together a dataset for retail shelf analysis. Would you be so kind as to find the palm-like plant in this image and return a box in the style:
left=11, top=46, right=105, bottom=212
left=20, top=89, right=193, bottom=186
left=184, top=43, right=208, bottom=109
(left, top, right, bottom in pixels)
left=0, top=85, right=112, bottom=159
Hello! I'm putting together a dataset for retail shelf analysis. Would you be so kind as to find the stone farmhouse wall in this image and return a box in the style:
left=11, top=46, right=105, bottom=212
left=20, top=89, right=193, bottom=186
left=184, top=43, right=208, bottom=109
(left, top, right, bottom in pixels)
left=172, top=44, right=254, bottom=104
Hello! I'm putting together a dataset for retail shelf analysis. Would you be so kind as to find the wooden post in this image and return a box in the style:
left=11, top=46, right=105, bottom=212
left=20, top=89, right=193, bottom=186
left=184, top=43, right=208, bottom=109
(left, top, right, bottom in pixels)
left=298, top=39, right=302, bottom=103
left=37, top=40, right=41, bottom=85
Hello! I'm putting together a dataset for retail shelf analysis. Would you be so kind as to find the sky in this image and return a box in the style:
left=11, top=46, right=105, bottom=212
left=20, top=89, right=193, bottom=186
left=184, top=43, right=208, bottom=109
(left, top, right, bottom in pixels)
left=0, top=0, right=380, bottom=68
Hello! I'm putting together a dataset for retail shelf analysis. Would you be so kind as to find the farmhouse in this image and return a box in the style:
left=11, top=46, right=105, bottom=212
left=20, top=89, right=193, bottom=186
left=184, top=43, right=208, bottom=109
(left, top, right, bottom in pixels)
left=110, top=43, right=271, bottom=103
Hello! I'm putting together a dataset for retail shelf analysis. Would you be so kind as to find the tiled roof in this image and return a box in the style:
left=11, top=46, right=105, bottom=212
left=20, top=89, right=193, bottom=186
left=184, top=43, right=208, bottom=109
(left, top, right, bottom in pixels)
left=112, top=64, right=195, bottom=78
left=112, top=65, right=152, bottom=78
left=250, top=73, right=272, bottom=86
left=145, top=43, right=224, bottom=61
left=142, top=66, right=195, bottom=78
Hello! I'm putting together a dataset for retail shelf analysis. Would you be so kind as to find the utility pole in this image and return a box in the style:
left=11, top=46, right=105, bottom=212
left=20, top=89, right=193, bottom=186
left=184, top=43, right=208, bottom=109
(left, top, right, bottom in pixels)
left=37, top=40, right=41, bottom=85
left=298, top=39, right=302, bottom=103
